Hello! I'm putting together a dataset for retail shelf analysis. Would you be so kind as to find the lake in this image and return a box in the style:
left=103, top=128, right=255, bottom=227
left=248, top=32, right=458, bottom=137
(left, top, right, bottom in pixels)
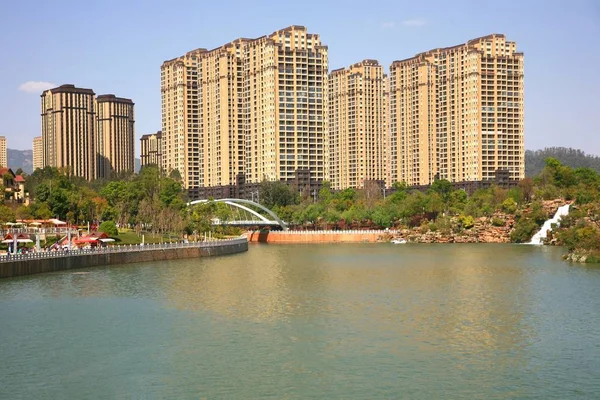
left=1, top=243, right=599, bottom=399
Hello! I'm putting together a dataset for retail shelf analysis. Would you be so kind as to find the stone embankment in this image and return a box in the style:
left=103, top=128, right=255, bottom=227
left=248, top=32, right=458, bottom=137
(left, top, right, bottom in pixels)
left=246, top=200, right=568, bottom=245
left=392, top=199, right=566, bottom=244
left=246, top=230, right=392, bottom=244
left=0, top=237, right=248, bottom=279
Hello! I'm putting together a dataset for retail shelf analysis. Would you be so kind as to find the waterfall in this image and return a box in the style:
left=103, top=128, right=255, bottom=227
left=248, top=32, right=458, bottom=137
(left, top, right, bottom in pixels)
left=527, top=204, right=570, bottom=245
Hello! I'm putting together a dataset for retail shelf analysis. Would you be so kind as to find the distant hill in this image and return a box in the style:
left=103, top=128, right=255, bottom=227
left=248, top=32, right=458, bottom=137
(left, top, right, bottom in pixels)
left=526, top=147, right=600, bottom=177
left=8, top=146, right=600, bottom=178
left=7, top=149, right=33, bottom=174
left=7, top=150, right=141, bottom=175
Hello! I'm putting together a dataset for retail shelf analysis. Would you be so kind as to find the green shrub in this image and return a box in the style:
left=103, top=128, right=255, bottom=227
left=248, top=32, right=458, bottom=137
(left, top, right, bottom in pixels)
left=458, top=215, right=475, bottom=229
left=99, top=221, right=119, bottom=236
left=575, top=190, right=595, bottom=205
left=557, top=223, right=600, bottom=251
left=586, top=252, right=600, bottom=264
left=510, top=218, right=539, bottom=243
left=540, top=184, right=560, bottom=200
left=491, top=217, right=505, bottom=227
left=501, top=198, right=517, bottom=214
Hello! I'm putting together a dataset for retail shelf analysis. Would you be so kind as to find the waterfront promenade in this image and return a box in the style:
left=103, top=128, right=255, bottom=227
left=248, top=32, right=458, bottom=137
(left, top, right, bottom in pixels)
left=0, top=237, right=248, bottom=278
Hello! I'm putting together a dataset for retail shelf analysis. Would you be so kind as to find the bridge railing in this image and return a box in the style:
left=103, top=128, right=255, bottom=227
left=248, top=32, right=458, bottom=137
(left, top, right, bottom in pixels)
left=0, top=237, right=248, bottom=264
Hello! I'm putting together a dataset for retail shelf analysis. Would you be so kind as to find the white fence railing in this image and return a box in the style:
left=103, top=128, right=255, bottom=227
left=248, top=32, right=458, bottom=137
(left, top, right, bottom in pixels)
left=0, top=237, right=247, bottom=264
left=0, top=228, right=78, bottom=236
left=265, top=229, right=398, bottom=235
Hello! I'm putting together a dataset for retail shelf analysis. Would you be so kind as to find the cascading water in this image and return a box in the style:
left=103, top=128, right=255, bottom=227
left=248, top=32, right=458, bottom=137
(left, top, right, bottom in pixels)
left=527, top=204, right=570, bottom=245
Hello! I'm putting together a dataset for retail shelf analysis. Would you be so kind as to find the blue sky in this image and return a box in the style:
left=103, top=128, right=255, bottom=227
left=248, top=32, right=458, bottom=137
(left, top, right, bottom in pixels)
left=1, top=0, right=599, bottom=155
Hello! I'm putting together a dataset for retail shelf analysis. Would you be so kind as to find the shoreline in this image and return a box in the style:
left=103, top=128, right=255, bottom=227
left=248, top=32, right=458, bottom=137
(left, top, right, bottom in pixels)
left=0, top=237, right=248, bottom=279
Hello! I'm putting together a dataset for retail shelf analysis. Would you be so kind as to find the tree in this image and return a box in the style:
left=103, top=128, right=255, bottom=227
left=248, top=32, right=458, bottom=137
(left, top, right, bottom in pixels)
left=425, top=192, right=443, bottom=217
left=388, top=182, right=408, bottom=204
left=160, top=178, right=183, bottom=208
left=260, top=181, right=297, bottom=209
left=101, top=181, right=136, bottom=226
left=15, top=205, right=31, bottom=220
left=362, top=181, right=381, bottom=209
left=372, top=207, right=393, bottom=228
left=99, top=221, right=119, bottom=236
left=0, top=205, right=15, bottom=223
left=518, top=177, right=534, bottom=203
left=525, top=147, right=600, bottom=177
left=318, top=182, right=332, bottom=204
left=48, top=189, right=70, bottom=219
left=430, top=179, right=453, bottom=207
left=168, top=168, right=182, bottom=182
left=542, top=158, right=576, bottom=188
left=31, top=202, right=52, bottom=219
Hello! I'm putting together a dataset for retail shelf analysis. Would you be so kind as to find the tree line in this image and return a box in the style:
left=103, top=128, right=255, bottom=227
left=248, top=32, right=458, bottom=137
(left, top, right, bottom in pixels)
left=0, top=159, right=599, bottom=257
left=526, top=147, right=600, bottom=177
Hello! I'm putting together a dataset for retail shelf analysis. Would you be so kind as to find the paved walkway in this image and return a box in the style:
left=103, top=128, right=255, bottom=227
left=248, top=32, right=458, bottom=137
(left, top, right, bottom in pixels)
left=0, top=237, right=247, bottom=263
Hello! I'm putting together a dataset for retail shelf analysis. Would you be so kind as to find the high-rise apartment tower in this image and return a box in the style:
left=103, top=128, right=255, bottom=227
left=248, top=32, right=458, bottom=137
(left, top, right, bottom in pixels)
left=0, top=136, right=6, bottom=167
left=161, top=26, right=328, bottom=197
left=32, top=136, right=43, bottom=171
left=140, top=131, right=163, bottom=168
left=328, top=60, right=386, bottom=190
left=389, top=34, right=524, bottom=186
left=41, top=85, right=96, bottom=179
left=40, top=84, right=135, bottom=180
left=95, top=94, right=135, bottom=179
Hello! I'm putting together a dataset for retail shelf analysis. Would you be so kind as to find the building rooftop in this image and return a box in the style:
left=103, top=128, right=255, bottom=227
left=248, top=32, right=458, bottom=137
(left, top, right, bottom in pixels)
left=96, top=94, right=134, bottom=104
left=140, top=131, right=162, bottom=140
left=391, top=34, right=513, bottom=65
left=42, top=84, right=95, bottom=96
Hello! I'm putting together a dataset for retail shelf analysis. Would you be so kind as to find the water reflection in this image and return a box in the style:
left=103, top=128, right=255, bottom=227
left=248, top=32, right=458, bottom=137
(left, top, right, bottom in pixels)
left=165, top=246, right=331, bottom=321
left=163, top=245, right=534, bottom=367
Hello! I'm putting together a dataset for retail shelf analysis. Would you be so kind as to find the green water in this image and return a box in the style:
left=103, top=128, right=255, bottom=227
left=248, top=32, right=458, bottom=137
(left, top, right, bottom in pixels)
left=1, top=244, right=599, bottom=399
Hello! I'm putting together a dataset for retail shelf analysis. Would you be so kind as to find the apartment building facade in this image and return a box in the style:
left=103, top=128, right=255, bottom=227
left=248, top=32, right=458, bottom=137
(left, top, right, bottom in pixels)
left=140, top=131, right=163, bottom=168
left=161, top=26, right=328, bottom=198
left=40, top=84, right=135, bottom=180
left=41, top=85, right=97, bottom=179
left=0, top=136, right=6, bottom=167
left=96, top=94, right=135, bottom=179
left=32, top=136, right=43, bottom=171
left=328, top=60, right=386, bottom=190
left=389, top=34, right=524, bottom=186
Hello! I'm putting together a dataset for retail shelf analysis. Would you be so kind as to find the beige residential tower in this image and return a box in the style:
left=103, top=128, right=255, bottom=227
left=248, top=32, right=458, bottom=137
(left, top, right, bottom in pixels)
left=328, top=60, right=386, bottom=190
left=161, top=26, right=328, bottom=196
left=40, top=84, right=135, bottom=180
left=32, top=136, right=43, bottom=171
left=389, top=34, right=524, bottom=186
left=95, top=94, right=135, bottom=179
left=140, top=131, right=163, bottom=168
left=0, top=136, right=6, bottom=167
left=41, top=85, right=96, bottom=180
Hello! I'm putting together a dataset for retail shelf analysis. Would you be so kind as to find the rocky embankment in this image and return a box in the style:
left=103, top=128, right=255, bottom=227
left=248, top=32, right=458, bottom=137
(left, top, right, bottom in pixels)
left=392, top=213, right=515, bottom=243
left=384, top=200, right=566, bottom=244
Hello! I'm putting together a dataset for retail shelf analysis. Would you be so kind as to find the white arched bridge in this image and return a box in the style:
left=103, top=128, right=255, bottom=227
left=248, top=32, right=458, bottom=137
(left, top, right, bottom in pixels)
left=187, top=199, right=289, bottom=230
